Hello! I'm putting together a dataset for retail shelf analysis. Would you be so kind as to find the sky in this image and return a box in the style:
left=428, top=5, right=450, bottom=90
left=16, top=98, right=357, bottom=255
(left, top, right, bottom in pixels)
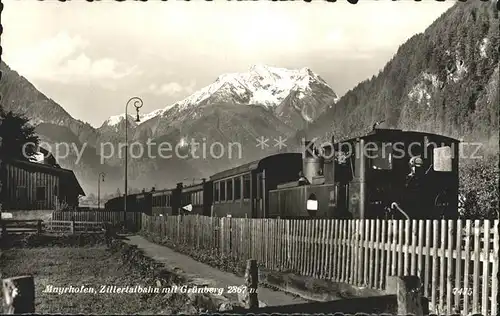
left=2, top=0, right=455, bottom=128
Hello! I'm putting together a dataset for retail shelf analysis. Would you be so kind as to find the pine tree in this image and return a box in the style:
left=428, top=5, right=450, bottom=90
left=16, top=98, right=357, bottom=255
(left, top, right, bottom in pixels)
left=0, top=105, right=40, bottom=160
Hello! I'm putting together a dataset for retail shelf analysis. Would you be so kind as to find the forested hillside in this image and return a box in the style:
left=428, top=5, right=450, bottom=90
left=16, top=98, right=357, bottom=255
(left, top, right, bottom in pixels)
left=306, top=0, right=499, bottom=218
left=309, top=0, right=498, bottom=141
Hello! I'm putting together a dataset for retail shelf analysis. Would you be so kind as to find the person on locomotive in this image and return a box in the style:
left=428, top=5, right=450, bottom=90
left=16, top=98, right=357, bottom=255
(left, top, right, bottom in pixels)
left=405, top=156, right=424, bottom=189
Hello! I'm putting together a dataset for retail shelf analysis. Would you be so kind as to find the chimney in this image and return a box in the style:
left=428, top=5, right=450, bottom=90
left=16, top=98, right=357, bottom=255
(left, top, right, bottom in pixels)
left=302, top=139, right=324, bottom=184
left=202, top=178, right=206, bottom=183
left=176, top=182, right=183, bottom=190
left=151, top=187, right=155, bottom=192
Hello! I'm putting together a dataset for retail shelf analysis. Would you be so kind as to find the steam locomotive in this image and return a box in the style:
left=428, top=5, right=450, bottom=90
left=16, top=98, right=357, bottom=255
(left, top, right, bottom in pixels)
left=105, top=128, right=460, bottom=220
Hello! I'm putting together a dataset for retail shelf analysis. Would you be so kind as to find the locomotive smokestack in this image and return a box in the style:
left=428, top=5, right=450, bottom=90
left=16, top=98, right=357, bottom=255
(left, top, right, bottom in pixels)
left=302, top=139, right=323, bottom=184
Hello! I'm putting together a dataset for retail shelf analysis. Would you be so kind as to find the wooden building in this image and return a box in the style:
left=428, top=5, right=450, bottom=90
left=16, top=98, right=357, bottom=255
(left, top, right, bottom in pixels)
left=0, top=159, right=85, bottom=211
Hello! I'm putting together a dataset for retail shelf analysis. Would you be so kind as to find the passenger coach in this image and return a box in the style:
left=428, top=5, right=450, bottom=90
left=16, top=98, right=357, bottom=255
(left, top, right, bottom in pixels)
left=210, top=153, right=303, bottom=218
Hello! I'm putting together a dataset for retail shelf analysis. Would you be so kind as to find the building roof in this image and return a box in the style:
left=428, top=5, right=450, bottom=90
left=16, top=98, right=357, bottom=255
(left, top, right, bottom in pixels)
left=3, top=158, right=86, bottom=196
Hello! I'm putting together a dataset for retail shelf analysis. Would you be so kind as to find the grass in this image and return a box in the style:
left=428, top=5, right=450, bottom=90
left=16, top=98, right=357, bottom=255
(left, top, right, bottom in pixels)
left=0, top=237, right=198, bottom=314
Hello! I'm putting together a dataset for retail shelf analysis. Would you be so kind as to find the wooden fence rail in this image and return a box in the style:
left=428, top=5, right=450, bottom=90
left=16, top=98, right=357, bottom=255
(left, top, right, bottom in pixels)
left=0, top=219, right=43, bottom=235
left=52, top=210, right=141, bottom=231
left=141, top=215, right=499, bottom=316
left=44, top=220, right=104, bottom=234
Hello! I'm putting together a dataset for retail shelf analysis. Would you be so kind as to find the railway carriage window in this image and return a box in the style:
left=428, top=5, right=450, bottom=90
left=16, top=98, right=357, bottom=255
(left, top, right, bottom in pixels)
left=215, top=182, right=220, bottom=202
left=234, top=176, right=241, bottom=200
left=433, top=146, right=452, bottom=172
left=200, top=192, right=204, bottom=205
left=367, top=142, right=393, bottom=170
left=243, top=174, right=251, bottom=199
left=227, top=179, right=233, bottom=201
left=220, top=181, right=226, bottom=201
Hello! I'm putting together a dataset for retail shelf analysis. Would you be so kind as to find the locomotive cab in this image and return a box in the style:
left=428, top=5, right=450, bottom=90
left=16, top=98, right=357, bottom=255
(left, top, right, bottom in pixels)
left=344, top=129, right=460, bottom=219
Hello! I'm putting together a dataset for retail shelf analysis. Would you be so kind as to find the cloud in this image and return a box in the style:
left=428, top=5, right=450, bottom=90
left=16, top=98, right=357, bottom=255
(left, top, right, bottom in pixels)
left=5, top=31, right=141, bottom=84
left=147, top=81, right=196, bottom=96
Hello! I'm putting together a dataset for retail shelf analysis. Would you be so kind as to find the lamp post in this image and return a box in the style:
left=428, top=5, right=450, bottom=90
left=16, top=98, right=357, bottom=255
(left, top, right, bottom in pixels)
left=124, top=97, right=143, bottom=226
left=97, top=172, right=105, bottom=210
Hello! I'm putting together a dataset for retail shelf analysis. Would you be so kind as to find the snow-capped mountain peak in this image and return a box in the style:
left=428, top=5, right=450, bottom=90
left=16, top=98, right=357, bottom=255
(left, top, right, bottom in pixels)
left=101, top=64, right=338, bottom=128
left=156, top=64, right=338, bottom=114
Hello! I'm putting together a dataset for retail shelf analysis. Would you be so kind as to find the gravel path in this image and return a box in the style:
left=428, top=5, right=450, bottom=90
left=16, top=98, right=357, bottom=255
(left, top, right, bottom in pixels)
left=124, top=235, right=306, bottom=307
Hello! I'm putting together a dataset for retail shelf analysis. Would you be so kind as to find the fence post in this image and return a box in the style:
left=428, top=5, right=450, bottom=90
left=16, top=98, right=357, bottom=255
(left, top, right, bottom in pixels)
left=1, top=220, right=6, bottom=237
left=386, top=275, right=427, bottom=316
left=37, top=220, right=42, bottom=234
left=240, top=259, right=259, bottom=309
left=70, top=220, right=75, bottom=234
left=2, top=275, right=35, bottom=314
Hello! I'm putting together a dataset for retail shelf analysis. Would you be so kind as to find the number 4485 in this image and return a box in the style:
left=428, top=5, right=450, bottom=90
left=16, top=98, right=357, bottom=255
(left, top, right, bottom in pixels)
left=453, top=288, right=473, bottom=296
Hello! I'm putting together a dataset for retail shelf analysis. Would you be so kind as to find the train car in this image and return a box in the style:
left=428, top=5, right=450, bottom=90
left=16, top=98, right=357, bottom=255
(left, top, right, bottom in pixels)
left=104, top=193, right=141, bottom=213
left=269, top=128, right=460, bottom=220
left=179, top=179, right=213, bottom=216
left=104, top=195, right=122, bottom=212
left=210, top=153, right=303, bottom=218
left=150, top=183, right=185, bottom=216
left=136, top=189, right=153, bottom=215
left=151, top=188, right=173, bottom=216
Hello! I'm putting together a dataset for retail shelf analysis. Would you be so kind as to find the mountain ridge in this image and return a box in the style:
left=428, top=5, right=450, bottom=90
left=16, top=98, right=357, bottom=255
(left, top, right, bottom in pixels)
left=102, top=64, right=339, bottom=131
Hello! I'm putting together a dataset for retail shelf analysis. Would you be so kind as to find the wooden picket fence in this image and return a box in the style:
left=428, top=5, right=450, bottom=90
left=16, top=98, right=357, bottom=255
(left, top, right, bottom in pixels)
left=52, top=210, right=142, bottom=231
left=141, top=215, right=499, bottom=316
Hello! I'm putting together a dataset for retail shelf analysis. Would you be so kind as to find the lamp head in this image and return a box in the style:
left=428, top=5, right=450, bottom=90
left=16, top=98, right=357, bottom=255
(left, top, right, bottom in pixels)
left=135, top=109, right=141, bottom=122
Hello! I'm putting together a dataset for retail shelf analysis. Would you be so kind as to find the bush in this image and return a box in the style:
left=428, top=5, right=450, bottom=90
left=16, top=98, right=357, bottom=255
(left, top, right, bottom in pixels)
left=459, top=151, right=499, bottom=219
